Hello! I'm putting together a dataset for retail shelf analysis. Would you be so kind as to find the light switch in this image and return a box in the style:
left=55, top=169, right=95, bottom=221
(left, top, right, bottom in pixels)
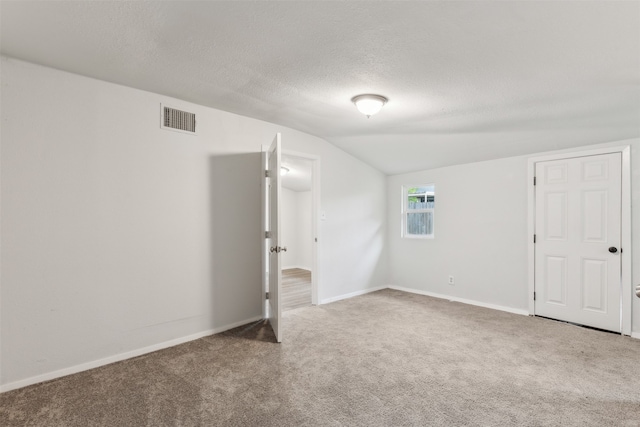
left=320, top=211, right=327, bottom=221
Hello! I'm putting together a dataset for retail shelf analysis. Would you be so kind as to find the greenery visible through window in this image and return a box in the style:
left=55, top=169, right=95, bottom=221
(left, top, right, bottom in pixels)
left=403, top=185, right=434, bottom=238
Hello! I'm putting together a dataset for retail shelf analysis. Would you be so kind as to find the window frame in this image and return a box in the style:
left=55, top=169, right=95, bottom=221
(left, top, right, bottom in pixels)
left=401, top=184, right=435, bottom=239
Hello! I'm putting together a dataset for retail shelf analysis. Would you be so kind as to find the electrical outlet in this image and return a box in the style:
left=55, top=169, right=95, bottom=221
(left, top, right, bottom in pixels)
left=448, top=275, right=455, bottom=285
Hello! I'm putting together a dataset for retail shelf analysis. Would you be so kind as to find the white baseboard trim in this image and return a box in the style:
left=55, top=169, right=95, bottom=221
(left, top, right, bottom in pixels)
left=0, top=315, right=263, bottom=394
left=388, top=286, right=530, bottom=316
left=631, top=332, right=640, bottom=340
left=282, top=265, right=311, bottom=271
left=320, top=286, right=387, bottom=305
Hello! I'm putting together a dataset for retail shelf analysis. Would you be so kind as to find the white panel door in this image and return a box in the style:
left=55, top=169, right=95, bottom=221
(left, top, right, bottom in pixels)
left=535, top=153, right=622, bottom=332
left=267, top=134, right=283, bottom=343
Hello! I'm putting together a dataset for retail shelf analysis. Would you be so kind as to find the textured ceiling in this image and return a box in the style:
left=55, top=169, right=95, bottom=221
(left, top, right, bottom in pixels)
left=2, top=1, right=639, bottom=174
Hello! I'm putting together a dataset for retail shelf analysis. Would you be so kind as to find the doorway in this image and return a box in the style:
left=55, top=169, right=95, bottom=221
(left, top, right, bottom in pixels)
left=280, top=153, right=318, bottom=311
left=528, top=146, right=632, bottom=335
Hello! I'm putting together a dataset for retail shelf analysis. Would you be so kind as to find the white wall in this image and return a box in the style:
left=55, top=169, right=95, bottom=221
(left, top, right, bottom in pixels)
left=387, top=138, right=640, bottom=334
left=281, top=188, right=312, bottom=270
left=297, top=191, right=313, bottom=270
left=281, top=188, right=297, bottom=268
left=387, top=156, right=529, bottom=311
left=280, top=187, right=298, bottom=269
left=0, top=57, right=388, bottom=389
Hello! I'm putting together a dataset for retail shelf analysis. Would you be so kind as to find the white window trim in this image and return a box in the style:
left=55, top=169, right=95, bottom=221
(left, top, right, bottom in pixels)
left=402, top=185, right=435, bottom=239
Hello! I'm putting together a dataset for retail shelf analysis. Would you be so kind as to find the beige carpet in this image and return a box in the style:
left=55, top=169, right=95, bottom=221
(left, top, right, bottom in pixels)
left=282, top=268, right=312, bottom=311
left=1, top=289, right=640, bottom=426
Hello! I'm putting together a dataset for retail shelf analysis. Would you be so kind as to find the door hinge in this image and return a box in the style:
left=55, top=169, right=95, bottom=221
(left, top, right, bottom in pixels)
left=533, top=176, right=536, bottom=185
left=265, top=292, right=269, bottom=300
left=533, top=292, right=536, bottom=301
left=533, top=234, right=536, bottom=243
left=265, top=170, right=270, bottom=178
left=265, top=231, right=272, bottom=239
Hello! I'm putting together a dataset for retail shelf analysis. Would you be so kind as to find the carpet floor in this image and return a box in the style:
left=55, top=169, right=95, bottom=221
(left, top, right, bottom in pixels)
left=1, top=289, right=639, bottom=426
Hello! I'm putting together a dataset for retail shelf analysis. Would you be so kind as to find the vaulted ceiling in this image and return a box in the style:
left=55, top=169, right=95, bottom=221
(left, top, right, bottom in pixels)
left=2, top=1, right=639, bottom=174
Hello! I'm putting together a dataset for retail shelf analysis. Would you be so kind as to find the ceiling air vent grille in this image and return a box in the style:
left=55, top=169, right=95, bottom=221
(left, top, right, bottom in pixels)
left=161, top=104, right=196, bottom=134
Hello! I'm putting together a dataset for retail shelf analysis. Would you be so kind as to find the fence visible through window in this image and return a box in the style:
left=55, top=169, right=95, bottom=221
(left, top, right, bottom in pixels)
left=404, top=185, right=434, bottom=238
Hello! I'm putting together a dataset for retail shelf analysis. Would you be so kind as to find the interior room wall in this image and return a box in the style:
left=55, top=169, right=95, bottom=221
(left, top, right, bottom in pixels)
left=280, top=187, right=298, bottom=269
left=387, top=156, right=530, bottom=312
left=387, top=138, right=640, bottom=336
left=280, top=188, right=312, bottom=270
left=296, top=191, right=313, bottom=271
left=0, top=56, right=388, bottom=389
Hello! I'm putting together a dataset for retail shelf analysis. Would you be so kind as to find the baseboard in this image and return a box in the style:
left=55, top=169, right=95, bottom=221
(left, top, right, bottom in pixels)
left=320, top=286, right=387, bottom=304
left=631, top=332, right=640, bottom=340
left=388, top=286, right=529, bottom=316
left=0, top=315, right=263, bottom=394
left=282, top=265, right=311, bottom=271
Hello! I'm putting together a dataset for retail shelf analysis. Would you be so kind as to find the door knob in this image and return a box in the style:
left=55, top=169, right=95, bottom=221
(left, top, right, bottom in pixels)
left=281, top=247, right=287, bottom=252
left=608, top=247, right=618, bottom=254
left=270, top=247, right=277, bottom=253
left=636, top=285, right=640, bottom=299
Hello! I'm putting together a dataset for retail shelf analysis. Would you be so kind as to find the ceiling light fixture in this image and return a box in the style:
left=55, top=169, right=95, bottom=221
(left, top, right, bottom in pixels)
left=351, top=94, right=388, bottom=118
left=280, top=166, right=290, bottom=176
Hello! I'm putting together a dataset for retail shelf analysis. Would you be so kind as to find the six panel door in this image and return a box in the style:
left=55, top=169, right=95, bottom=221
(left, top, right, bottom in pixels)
left=534, top=153, right=622, bottom=332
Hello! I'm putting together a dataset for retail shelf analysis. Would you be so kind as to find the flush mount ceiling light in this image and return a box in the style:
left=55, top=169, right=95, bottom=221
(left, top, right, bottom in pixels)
left=280, top=166, right=290, bottom=176
left=351, top=94, right=388, bottom=118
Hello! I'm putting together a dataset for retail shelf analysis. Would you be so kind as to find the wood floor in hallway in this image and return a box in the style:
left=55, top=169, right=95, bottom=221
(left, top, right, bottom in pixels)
left=282, top=268, right=311, bottom=311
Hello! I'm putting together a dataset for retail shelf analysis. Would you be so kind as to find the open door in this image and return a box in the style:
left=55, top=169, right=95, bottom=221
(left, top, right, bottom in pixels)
left=267, top=134, right=283, bottom=342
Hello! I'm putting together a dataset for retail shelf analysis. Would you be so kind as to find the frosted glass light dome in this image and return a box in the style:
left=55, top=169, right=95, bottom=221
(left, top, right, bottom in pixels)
left=351, top=94, right=388, bottom=118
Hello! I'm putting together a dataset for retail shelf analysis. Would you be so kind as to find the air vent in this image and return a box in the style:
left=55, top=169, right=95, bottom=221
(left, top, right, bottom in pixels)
left=160, top=104, right=197, bottom=134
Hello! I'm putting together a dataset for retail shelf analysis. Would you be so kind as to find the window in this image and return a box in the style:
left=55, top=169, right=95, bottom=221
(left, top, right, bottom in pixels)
left=402, top=185, right=434, bottom=238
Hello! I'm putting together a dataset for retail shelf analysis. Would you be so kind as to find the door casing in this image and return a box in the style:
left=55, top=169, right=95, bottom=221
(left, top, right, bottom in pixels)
left=527, top=145, right=632, bottom=335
